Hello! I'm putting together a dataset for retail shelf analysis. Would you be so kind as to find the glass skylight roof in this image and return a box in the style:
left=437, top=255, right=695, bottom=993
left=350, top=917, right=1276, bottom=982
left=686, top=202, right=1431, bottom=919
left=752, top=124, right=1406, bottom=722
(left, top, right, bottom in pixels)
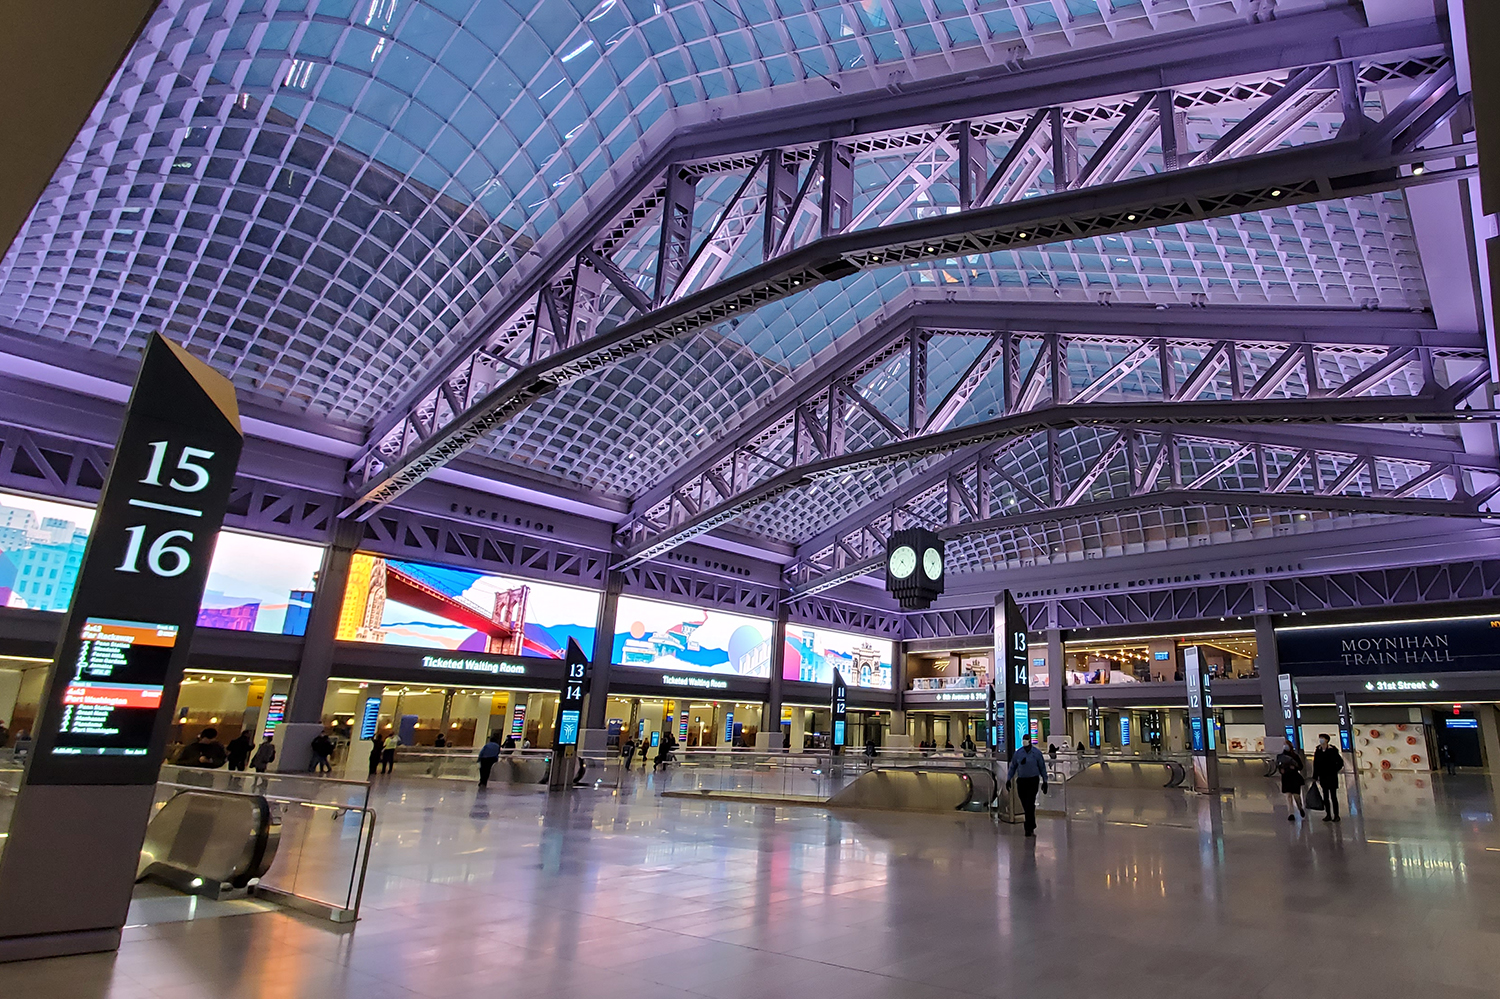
left=0, top=0, right=1459, bottom=571
left=1, top=0, right=1278, bottom=423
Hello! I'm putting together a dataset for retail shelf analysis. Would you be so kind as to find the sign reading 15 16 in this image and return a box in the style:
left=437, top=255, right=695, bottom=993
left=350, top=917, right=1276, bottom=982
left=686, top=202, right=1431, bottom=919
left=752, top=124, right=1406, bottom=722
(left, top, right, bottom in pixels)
left=116, top=440, right=220, bottom=578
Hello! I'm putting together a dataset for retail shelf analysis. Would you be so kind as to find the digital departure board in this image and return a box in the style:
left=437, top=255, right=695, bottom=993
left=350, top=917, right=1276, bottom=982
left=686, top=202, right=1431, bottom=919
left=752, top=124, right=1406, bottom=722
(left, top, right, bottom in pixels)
left=262, top=693, right=287, bottom=739
left=52, top=618, right=178, bottom=757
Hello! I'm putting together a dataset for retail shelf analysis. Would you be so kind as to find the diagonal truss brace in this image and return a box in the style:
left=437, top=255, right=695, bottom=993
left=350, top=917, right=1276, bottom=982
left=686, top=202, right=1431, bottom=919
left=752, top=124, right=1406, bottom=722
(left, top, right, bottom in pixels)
left=338, top=59, right=1467, bottom=520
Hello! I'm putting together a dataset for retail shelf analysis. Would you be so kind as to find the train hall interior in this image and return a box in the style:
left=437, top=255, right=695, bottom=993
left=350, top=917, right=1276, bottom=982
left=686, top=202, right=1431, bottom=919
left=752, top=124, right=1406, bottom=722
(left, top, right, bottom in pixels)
left=2, top=0, right=1500, bottom=995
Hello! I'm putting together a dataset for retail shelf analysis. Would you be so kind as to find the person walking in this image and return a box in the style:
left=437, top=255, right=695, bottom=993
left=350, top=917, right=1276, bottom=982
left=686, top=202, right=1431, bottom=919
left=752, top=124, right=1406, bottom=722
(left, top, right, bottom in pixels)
left=1276, top=739, right=1308, bottom=822
left=250, top=734, right=277, bottom=773
left=1005, top=733, right=1049, bottom=837
left=176, top=728, right=227, bottom=768
left=310, top=731, right=334, bottom=774
left=960, top=734, right=977, bottom=758
left=477, top=735, right=501, bottom=788
left=654, top=729, right=675, bottom=771
left=381, top=732, right=399, bottom=774
left=1439, top=740, right=1456, bottom=775
left=1312, top=734, right=1344, bottom=823
left=225, top=731, right=253, bottom=772
left=368, top=732, right=386, bottom=777
left=620, top=735, right=636, bottom=770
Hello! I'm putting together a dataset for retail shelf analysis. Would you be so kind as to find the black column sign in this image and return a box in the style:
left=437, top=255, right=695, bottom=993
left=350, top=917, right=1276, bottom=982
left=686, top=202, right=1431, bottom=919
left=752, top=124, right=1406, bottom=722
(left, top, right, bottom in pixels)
left=0, top=334, right=243, bottom=960
left=548, top=638, right=590, bottom=790
left=1335, top=690, right=1355, bottom=754
left=1183, top=646, right=1219, bottom=793
left=995, top=590, right=1029, bottom=759
left=831, top=669, right=848, bottom=754
left=985, top=680, right=999, bottom=754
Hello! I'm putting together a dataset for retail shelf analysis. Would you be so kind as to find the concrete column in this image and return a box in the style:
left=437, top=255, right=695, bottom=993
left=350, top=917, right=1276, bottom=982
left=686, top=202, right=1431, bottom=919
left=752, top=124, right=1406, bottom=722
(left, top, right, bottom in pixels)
left=1479, top=704, right=1500, bottom=773
left=584, top=562, right=622, bottom=731
left=789, top=705, right=806, bottom=754
left=1047, top=630, right=1065, bottom=749
left=887, top=709, right=910, bottom=749
left=947, top=712, right=966, bottom=747
left=1165, top=710, right=1185, bottom=754
left=760, top=606, right=787, bottom=750
left=342, top=682, right=383, bottom=779
left=0, top=668, right=21, bottom=733
left=1254, top=614, right=1284, bottom=745
left=280, top=519, right=361, bottom=771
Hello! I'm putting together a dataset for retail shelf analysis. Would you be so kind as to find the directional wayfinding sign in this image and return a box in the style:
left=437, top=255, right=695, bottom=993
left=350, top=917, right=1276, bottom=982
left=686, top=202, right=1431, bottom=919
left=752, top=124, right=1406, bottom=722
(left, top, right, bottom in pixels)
left=1335, top=690, right=1354, bottom=754
left=1278, top=673, right=1303, bottom=750
left=0, top=334, right=244, bottom=960
left=1183, top=646, right=1219, bottom=794
left=995, top=590, right=1029, bottom=758
left=831, top=669, right=848, bottom=753
left=548, top=638, right=590, bottom=790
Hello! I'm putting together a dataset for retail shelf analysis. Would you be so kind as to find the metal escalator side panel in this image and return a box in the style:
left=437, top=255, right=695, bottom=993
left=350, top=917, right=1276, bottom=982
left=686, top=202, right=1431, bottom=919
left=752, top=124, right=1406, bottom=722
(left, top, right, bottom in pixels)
left=136, top=790, right=272, bottom=890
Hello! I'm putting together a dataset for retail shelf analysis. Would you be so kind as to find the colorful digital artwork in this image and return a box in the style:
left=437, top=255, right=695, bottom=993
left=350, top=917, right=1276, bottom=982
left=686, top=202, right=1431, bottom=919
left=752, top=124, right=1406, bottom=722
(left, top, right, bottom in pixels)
left=337, top=552, right=598, bottom=659
left=611, top=595, right=772, bottom=676
left=0, top=490, right=92, bottom=612
left=782, top=626, right=893, bottom=689
left=196, top=531, right=323, bottom=636
left=1, top=491, right=315, bottom=635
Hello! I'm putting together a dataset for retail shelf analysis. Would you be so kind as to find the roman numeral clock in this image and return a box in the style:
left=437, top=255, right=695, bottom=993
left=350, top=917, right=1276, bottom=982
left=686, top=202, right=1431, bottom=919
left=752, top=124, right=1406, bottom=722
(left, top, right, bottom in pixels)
left=885, top=528, right=945, bottom=610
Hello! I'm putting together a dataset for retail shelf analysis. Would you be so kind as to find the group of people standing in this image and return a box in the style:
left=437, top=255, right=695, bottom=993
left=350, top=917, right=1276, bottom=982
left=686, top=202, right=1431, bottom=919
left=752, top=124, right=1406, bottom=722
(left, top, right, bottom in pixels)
left=174, top=727, right=278, bottom=772
left=619, top=729, right=677, bottom=770
left=1274, top=734, right=1345, bottom=822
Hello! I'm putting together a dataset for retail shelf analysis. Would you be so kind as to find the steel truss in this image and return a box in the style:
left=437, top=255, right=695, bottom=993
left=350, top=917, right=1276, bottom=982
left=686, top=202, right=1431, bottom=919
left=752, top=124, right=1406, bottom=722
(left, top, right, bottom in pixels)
left=906, top=558, right=1500, bottom=638
left=341, top=46, right=1463, bottom=518
left=611, top=303, right=1493, bottom=571
left=0, top=417, right=612, bottom=588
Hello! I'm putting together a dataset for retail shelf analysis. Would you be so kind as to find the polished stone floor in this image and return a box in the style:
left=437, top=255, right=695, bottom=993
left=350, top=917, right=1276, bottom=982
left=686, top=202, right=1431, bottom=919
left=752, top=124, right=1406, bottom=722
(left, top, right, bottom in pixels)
left=4, top=769, right=1500, bottom=998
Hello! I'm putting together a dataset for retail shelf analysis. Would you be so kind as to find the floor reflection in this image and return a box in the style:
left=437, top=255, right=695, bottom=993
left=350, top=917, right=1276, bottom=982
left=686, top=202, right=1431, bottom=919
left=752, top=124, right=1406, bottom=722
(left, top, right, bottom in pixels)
left=5, top=771, right=1500, bottom=998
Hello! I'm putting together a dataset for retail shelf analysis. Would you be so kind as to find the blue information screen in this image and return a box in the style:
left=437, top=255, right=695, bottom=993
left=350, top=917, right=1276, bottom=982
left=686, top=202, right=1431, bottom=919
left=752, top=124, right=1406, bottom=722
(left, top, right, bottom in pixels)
left=1012, top=702, right=1029, bottom=752
left=1189, top=716, right=1205, bottom=753
left=1119, top=716, right=1130, bottom=746
left=1339, top=729, right=1353, bottom=751
left=723, top=712, right=735, bottom=743
left=833, top=720, right=845, bottom=747
left=359, top=696, right=380, bottom=741
left=558, top=710, right=580, bottom=746
left=1448, top=718, right=1479, bottom=729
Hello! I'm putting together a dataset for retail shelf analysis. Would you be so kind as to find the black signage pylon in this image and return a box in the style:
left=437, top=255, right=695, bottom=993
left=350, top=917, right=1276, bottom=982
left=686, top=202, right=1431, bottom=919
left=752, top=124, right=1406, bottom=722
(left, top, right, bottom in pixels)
left=831, top=669, right=848, bottom=754
left=548, top=638, right=590, bottom=790
left=0, top=334, right=243, bottom=960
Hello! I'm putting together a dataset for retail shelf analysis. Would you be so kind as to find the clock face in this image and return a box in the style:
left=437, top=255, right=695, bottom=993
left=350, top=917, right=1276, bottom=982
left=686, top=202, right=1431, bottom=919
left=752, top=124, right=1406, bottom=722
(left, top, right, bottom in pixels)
left=888, top=545, right=917, bottom=579
left=923, top=547, right=943, bottom=581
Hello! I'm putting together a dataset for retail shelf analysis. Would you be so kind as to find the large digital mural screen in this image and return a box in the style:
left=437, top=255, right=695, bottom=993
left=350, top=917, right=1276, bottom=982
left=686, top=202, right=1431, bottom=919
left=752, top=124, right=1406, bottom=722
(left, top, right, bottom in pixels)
left=0, top=490, right=320, bottom=635
left=336, top=552, right=598, bottom=659
left=0, top=490, right=92, bottom=613
left=197, top=532, right=323, bottom=636
left=783, top=625, right=893, bottom=689
left=611, top=595, right=773, bottom=677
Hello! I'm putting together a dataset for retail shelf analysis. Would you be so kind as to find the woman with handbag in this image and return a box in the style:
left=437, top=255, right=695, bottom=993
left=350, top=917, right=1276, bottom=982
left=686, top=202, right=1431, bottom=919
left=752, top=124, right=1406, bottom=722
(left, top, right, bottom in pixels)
left=1312, top=734, right=1344, bottom=822
left=1276, top=739, right=1308, bottom=823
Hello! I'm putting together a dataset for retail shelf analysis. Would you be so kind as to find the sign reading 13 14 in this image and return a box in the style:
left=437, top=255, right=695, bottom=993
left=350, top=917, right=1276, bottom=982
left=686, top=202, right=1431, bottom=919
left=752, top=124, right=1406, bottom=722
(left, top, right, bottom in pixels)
left=116, top=441, right=220, bottom=577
